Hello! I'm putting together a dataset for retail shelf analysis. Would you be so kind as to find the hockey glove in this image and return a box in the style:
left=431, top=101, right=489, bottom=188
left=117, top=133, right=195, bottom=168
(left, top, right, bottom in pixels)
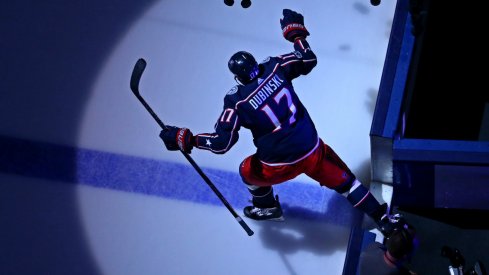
left=280, top=9, right=310, bottom=42
left=160, top=126, right=194, bottom=154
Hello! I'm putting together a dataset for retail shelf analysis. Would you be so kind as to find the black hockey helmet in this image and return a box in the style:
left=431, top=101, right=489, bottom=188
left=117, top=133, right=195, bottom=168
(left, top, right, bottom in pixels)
left=228, top=51, right=259, bottom=84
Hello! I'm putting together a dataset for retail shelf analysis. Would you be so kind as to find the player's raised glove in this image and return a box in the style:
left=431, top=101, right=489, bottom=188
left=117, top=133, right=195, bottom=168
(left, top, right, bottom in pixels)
left=280, top=9, right=310, bottom=42
left=160, top=126, right=194, bottom=154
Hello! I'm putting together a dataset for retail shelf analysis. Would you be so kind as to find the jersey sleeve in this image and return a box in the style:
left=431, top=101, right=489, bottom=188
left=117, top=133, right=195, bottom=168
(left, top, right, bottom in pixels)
left=193, top=95, right=240, bottom=154
left=279, top=38, right=318, bottom=80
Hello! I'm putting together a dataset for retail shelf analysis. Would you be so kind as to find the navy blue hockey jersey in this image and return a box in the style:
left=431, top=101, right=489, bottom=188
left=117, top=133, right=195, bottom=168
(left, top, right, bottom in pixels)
left=194, top=38, right=319, bottom=165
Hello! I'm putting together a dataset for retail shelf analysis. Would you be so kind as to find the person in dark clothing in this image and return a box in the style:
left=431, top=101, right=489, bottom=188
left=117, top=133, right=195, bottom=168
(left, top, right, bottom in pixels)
left=359, top=220, right=418, bottom=274
left=160, top=9, right=402, bottom=236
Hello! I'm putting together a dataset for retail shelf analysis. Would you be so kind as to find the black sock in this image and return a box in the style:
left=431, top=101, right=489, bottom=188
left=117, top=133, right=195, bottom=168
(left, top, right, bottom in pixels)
left=346, top=182, right=385, bottom=223
left=249, top=186, right=275, bottom=208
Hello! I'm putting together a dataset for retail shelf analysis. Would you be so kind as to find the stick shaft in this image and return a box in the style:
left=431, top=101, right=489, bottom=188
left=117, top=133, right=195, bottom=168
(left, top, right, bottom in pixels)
left=130, top=58, right=254, bottom=236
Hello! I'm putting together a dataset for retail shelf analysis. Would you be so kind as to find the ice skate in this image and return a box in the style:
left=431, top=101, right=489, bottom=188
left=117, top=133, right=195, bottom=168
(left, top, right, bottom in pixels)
left=244, top=195, right=284, bottom=221
left=377, top=212, right=410, bottom=238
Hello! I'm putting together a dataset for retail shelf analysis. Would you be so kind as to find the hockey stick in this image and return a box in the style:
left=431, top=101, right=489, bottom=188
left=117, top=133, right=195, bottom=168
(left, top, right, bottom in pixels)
left=130, top=58, right=254, bottom=236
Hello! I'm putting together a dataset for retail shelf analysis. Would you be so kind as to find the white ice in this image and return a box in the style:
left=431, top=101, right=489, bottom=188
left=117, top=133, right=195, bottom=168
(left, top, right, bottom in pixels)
left=0, top=0, right=396, bottom=274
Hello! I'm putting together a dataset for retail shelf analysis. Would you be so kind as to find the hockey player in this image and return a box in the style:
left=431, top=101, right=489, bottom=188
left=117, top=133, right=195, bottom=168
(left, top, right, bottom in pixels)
left=160, top=9, right=401, bottom=237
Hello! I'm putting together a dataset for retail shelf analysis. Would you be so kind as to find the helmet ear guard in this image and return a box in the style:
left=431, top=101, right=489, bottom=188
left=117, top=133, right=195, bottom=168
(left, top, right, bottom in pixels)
left=228, top=51, right=259, bottom=84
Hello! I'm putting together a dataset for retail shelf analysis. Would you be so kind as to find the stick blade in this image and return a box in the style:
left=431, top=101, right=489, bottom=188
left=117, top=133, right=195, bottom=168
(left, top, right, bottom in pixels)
left=130, top=58, right=147, bottom=94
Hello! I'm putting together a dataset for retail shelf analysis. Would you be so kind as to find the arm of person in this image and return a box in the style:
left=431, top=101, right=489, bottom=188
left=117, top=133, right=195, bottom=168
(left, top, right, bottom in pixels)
left=159, top=106, right=240, bottom=155
left=193, top=97, right=241, bottom=154
left=279, top=9, right=318, bottom=79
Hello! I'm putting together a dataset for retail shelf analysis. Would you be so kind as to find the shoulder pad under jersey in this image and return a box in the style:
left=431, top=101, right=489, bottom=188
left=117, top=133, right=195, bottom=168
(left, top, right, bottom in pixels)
left=261, top=56, right=271, bottom=64
left=226, top=85, right=239, bottom=95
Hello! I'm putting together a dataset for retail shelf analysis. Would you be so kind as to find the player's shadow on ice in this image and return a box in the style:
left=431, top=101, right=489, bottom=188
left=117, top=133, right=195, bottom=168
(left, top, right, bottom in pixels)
left=256, top=194, right=361, bottom=256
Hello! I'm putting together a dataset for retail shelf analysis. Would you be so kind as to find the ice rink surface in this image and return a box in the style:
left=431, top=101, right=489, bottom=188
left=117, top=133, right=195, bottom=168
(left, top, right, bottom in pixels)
left=0, top=0, right=396, bottom=274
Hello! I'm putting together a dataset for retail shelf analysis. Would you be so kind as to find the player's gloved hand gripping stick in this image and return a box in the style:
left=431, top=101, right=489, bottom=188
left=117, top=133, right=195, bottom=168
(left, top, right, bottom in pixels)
left=130, top=58, right=254, bottom=236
